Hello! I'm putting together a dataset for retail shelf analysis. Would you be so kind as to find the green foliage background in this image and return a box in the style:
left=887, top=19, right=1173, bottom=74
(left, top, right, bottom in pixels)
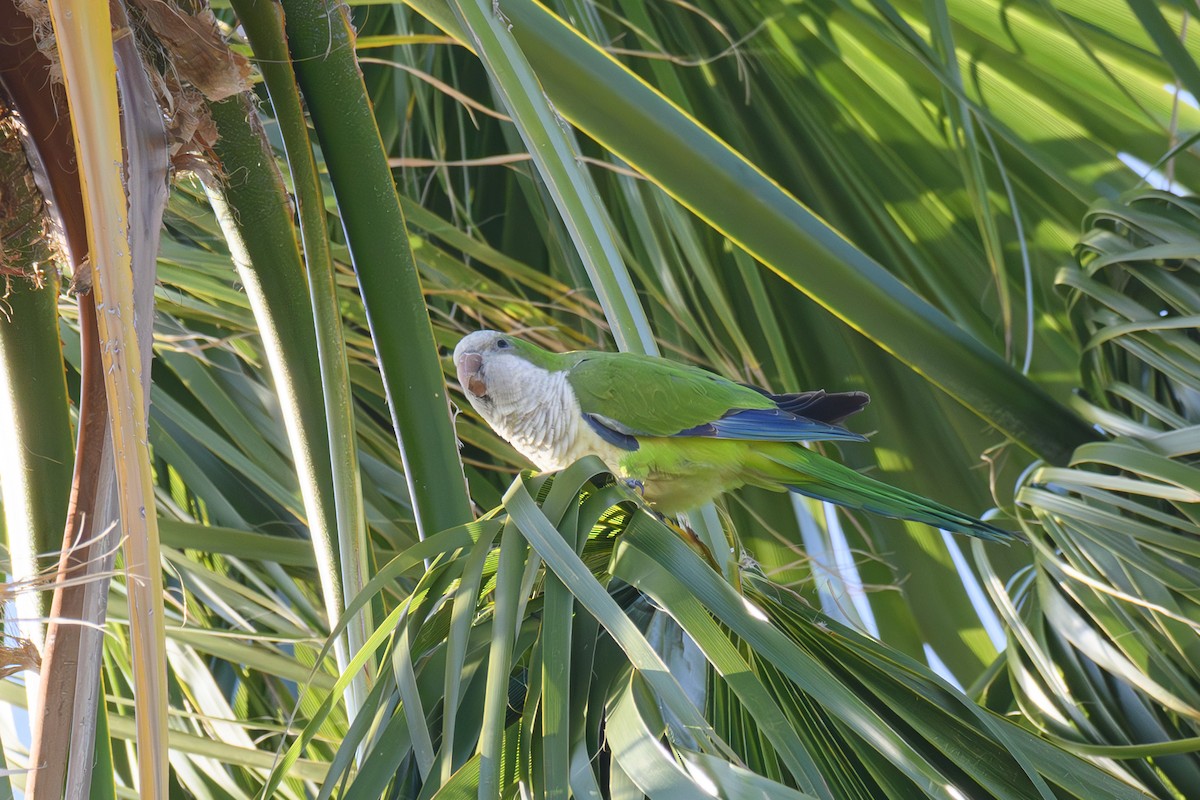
left=2, top=0, right=1199, bottom=797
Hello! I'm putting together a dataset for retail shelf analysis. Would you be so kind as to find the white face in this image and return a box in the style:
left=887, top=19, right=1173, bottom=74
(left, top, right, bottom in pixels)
left=453, top=331, right=622, bottom=473
left=453, top=330, right=536, bottom=417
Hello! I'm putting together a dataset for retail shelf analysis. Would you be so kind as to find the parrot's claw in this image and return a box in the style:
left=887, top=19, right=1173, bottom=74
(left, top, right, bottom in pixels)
left=623, top=479, right=646, bottom=498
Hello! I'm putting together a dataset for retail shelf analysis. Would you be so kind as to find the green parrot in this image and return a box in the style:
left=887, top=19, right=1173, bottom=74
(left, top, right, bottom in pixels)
left=454, top=330, right=1013, bottom=542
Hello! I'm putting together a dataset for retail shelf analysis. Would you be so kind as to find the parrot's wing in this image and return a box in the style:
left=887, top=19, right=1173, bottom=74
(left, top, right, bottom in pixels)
left=567, top=353, right=868, bottom=447
left=742, top=386, right=870, bottom=425
left=674, top=407, right=867, bottom=442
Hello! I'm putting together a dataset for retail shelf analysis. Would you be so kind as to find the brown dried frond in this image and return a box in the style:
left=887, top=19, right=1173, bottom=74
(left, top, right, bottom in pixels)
left=161, top=77, right=219, bottom=177
left=13, top=0, right=60, bottom=83
left=0, top=638, right=41, bottom=677
left=128, top=0, right=251, bottom=102
left=0, top=102, right=61, bottom=292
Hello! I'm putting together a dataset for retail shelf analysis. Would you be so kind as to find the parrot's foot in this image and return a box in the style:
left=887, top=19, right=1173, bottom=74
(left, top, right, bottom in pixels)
left=651, top=513, right=723, bottom=573
left=614, top=479, right=720, bottom=571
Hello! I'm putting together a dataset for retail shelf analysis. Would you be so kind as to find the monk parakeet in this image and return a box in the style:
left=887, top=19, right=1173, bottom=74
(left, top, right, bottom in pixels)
left=454, top=330, right=1011, bottom=542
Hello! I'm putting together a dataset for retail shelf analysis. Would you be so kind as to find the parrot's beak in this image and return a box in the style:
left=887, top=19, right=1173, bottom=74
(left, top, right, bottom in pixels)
left=455, top=352, right=488, bottom=398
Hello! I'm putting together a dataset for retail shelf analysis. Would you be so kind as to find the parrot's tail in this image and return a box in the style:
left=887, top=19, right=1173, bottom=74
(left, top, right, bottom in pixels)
left=754, top=445, right=1020, bottom=544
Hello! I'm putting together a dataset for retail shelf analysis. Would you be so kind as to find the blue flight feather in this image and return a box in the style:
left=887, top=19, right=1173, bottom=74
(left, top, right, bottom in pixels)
left=584, top=413, right=640, bottom=451
left=739, top=386, right=870, bottom=424
left=673, top=408, right=868, bottom=443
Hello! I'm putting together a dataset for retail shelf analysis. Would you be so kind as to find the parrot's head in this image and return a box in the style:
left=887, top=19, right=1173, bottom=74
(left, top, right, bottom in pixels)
left=454, top=331, right=586, bottom=471
left=453, top=330, right=560, bottom=413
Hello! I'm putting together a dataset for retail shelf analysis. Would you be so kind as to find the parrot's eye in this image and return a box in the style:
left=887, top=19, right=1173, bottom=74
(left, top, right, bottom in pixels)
left=496, top=338, right=511, bottom=349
